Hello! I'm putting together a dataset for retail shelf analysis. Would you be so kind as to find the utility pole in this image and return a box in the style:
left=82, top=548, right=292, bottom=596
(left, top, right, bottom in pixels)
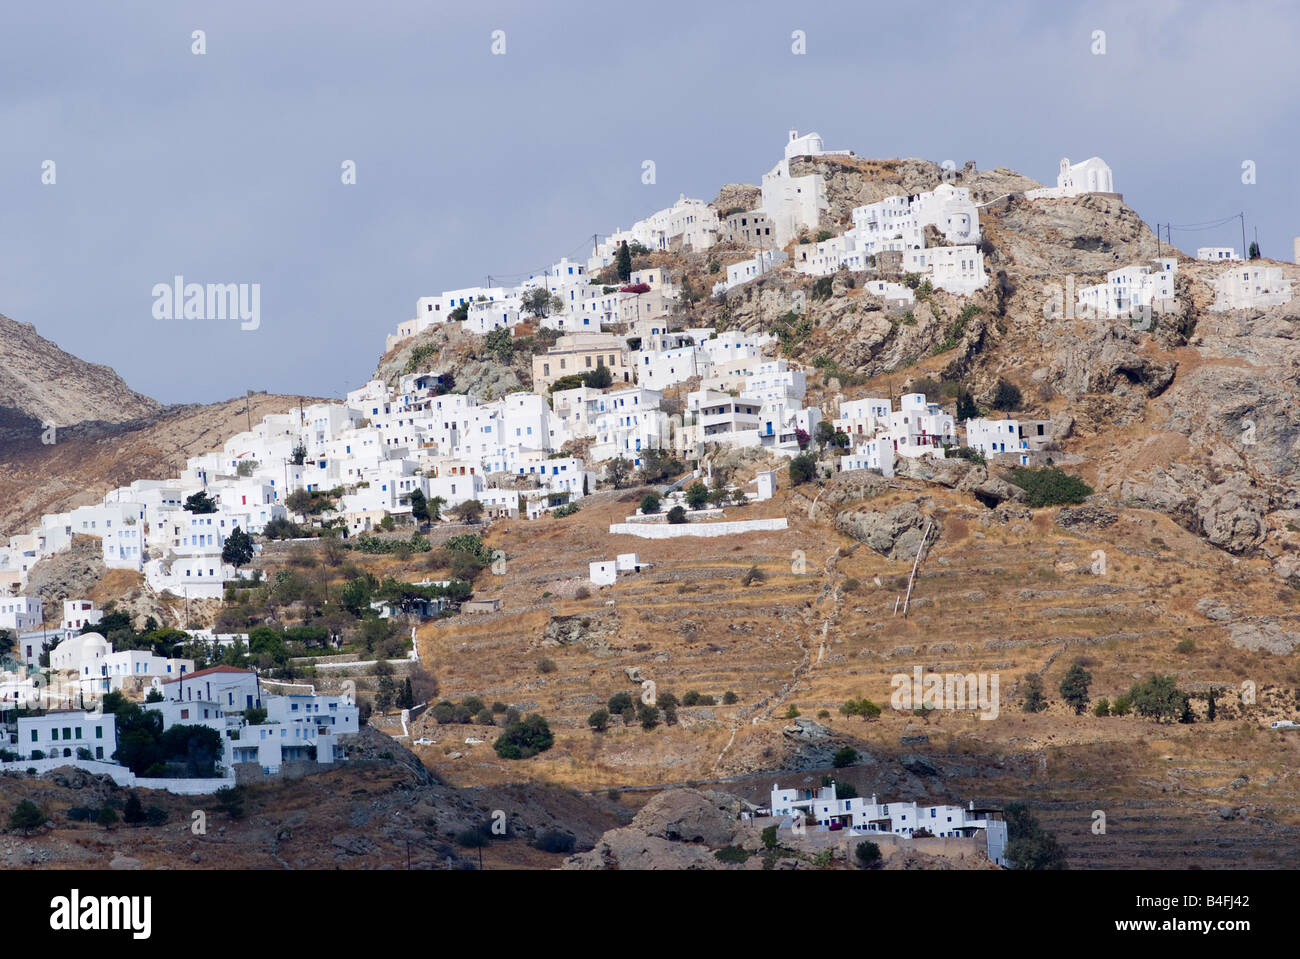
left=1240, top=213, right=1247, bottom=261
left=245, top=389, right=252, bottom=433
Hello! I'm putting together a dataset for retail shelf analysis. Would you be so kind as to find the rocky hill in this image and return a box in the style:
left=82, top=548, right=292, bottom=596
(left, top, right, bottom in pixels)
left=0, top=392, right=316, bottom=537
left=0, top=312, right=160, bottom=443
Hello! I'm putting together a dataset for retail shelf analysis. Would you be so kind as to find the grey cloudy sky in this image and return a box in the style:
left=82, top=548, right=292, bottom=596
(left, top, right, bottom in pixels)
left=2, top=0, right=1295, bottom=405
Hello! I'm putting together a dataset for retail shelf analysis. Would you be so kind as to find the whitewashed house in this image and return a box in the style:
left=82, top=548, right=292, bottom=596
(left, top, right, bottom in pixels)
left=0, top=596, right=43, bottom=632
left=965, top=418, right=1052, bottom=465
left=1212, top=265, right=1293, bottom=311
left=17, top=710, right=117, bottom=762
left=1197, top=247, right=1240, bottom=262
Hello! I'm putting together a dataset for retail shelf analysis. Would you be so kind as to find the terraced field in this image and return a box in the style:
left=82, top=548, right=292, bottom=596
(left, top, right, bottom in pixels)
left=406, top=475, right=1300, bottom=868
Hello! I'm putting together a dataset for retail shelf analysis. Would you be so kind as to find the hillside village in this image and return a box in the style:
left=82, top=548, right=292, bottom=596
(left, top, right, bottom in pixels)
left=2, top=129, right=1299, bottom=869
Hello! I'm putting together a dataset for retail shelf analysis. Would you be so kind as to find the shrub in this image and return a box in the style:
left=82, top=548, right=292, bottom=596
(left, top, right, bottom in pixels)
left=123, top=792, right=146, bottom=825
left=640, top=493, right=661, bottom=515
left=10, top=800, right=45, bottom=832
left=608, top=691, right=634, bottom=713
left=493, top=714, right=555, bottom=759
left=832, top=746, right=858, bottom=768
left=1008, top=468, right=1093, bottom=508
left=723, top=691, right=739, bottom=705
left=96, top=806, right=119, bottom=827
left=638, top=702, right=661, bottom=730
left=535, top=829, right=576, bottom=854
left=1175, top=638, right=1196, bottom=654
left=741, top=565, right=765, bottom=586
left=538, top=658, right=558, bottom=674
left=685, top=482, right=710, bottom=510
left=1094, top=698, right=1111, bottom=717
left=667, top=506, right=688, bottom=524
left=587, top=708, right=610, bottom=732
left=788, top=453, right=817, bottom=486
left=714, top=845, right=751, bottom=864
left=761, top=825, right=779, bottom=849
left=855, top=840, right=882, bottom=868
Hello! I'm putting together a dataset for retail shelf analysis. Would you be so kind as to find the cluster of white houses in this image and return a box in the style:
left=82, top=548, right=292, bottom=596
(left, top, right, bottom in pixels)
left=768, top=781, right=1009, bottom=866
left=3, top=663, right=359, bottom=775
left=4, top=131, right=1292, bottom=615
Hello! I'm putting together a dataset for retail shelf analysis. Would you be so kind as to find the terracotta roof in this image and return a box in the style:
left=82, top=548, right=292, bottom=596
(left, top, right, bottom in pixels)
left=161, top=665, right=255, bottom=685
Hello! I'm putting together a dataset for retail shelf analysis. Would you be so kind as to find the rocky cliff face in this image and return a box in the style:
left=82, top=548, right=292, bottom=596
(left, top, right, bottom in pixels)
left=0, top=312, right=159, bottom=443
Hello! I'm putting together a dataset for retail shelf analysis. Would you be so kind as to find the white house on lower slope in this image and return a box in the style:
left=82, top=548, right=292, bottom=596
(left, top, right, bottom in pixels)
left=1211, top=265, right=1293, bottom=311
left=17, top=710, right=117, bottom=762
left=769, top=781, right=1008, bottom=866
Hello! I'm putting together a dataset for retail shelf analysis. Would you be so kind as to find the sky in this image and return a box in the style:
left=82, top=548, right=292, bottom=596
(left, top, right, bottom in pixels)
left=1, top=0, right=1296, bottom=405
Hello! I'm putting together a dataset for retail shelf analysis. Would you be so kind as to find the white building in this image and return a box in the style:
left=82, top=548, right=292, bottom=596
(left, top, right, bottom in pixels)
left=0, top=596, right=43, bottom=632
left=17, top=710, right=117, bottom=762
left=768, top=782, right=1008, bottom=865
left=965, top=418, right=1052, bottom=465
left=1075, top=263, right=1176, bottom=319
left=758, top=130, right=852, bottom=246
left=161, top=665, right=262, bottom=712
left=1211, top=265, right=1293, bottom=311
left=1197, top=247, right=1240, bottom=262
left=61, top=600, right=103, bottom=635
left=1026, top=156, right=1114, bottom=199
left=715, top=249, right=788, bottom=294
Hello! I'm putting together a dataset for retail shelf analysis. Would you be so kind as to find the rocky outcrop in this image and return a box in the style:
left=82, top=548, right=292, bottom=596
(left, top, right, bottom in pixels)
left=1055, top=505, right=1119, bottom=530
left=1228, top=621, right=1300, bottom=655
left=834, top=503, right=932, bottom=560
left=0, top=312, right=159, bottom=442
left=562, top=788, right=742, bottom=870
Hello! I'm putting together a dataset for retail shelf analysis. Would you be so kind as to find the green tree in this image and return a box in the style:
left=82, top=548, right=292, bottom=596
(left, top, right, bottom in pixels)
left=583, top=364, right=613, bottom=389
left=832, top=746, right=858, bottom=768
left=1004, top=802, right=1068, bottom=870
left=9, top=800, right=45, bottom=833
left=123, top=792, right=146, bottom=825
left=667, top=506, right=687, bottom=524
left=638, top=702, right=660, bottom=730
left=616, top=241, right=632, bottom=283
left=587, top=708, right=610, bottom=732
left=685, top=482, right=710, bottom=510
left=1059, top=661, right=1092, bottom=715
left=1021, top=674, right=1048, bottom=713
left=956, top=389, right=979, bottom=421
left=409, top=489, right=430, bottom=529
left=606, top=457, right=632, bottom=489
left=640, top=493, right=661, bottom=515
left=607, top=691, right=633, bottom=713
left=493, top=714, right=555, bottom=759
left=1248, top=240, right=1260, bottom=260
left=1206, top=688, right=1217, bottom=722
left=1129, top=674, right=1186, bottom=724
left=788, top=452, right=817, bottom=486
left=184, top=491, right=218, bottom=514
left=483, top=326, right=515, bottom=359
left=96, top=806, right=119, bottom=828
left=450, top=499, right=484, bottom=524
left=397, top=677, right=415, bottom=710
left=1094, top=698, right=1110, bottom=717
